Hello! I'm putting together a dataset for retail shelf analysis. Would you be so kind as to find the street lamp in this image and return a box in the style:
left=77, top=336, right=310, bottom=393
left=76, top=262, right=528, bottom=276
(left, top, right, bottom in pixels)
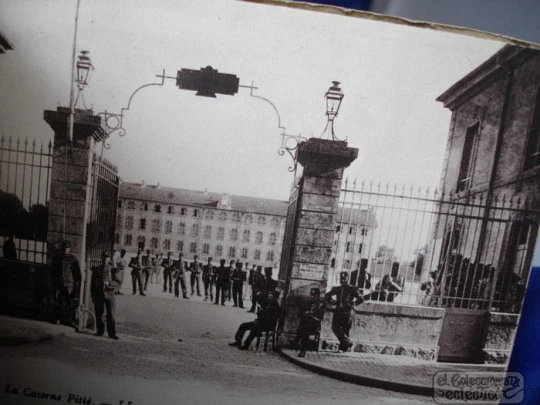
left=323, top=81, right=344, bottom=141
left=75, top=50, right=93, bottom=90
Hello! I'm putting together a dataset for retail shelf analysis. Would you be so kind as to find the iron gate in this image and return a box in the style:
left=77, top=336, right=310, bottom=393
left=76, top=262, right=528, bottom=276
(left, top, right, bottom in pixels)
left=80, top=155, right=120, bottom=316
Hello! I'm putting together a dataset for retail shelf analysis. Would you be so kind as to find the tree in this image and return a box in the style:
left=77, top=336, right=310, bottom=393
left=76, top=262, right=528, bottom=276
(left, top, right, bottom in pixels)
left=0, top=191, right=25, bottom=236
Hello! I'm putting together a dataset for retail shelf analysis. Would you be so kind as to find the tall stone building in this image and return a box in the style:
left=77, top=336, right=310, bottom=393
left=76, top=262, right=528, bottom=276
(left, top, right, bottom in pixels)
left=115, top=182, right=287, bottom=268
left=431, top=44, right=539, bottom=363
left=435, top=44, right=539, bottom=299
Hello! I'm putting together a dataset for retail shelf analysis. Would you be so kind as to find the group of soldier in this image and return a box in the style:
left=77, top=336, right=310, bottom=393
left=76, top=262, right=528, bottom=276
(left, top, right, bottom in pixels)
left=50, top=240, right=121, bottom=340
left=50, top=240, right=401, bottom=355
left=126, top=248, right=278, bottom=311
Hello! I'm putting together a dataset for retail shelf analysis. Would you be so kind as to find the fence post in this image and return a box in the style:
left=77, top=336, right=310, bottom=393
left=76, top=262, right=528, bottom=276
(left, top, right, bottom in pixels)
left=43, top=107, right=106, bottom=313
left=279, top=138, right=357, bottom=347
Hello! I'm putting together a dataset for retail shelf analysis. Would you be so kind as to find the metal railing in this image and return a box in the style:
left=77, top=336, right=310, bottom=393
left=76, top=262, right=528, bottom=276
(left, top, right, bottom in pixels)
left=331, top=179, right=538, bottom=313
left=0, top=136, right=53, bottom=263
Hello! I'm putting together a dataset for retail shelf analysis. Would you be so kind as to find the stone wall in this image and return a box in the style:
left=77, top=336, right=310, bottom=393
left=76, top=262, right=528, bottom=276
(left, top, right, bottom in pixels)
left=320, top=303, right=445, bottom=361
left=482, top=312, right=519, bottom=364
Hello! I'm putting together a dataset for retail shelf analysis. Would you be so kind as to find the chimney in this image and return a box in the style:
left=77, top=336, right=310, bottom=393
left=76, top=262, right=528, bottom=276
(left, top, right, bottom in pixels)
left=157, top=182, right=161, bottom=189
left=141, top=180, right=146, bottom=188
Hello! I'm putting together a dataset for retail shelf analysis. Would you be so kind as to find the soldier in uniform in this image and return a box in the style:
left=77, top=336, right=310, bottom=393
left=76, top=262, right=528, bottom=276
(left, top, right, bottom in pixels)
left=91, top=251, right=120, bottom=340
left=114, top=249, right=128, bottom=295
left=162, top=251, right=175, bottom=293
left=174, top=252, right=189, bottom=299
left=130, top=248, right=145, bottom=296
left=295, top=287, right=325, bottom=357
left=51, top=240, right=81, bottom=325
left=325, top=272, right=365, bottom=352
left=190, top=255, right=202, bottom=296
left=229, top=290, right=281, bottom=350
left=248, top=266, right=264, bottom=313
left=214, top=259, right=231, bottom=306
left=231, top=262, right=247, bottom=308
left=142, top=249, right=153, bottom=291
left=202, top=257, right=215, bottom=301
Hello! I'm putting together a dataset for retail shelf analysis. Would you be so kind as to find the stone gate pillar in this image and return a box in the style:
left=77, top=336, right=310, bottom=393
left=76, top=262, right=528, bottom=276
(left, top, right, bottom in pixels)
left=279, top=138, right=357, bottom=347
left=44, top=107, right=105, bottom=261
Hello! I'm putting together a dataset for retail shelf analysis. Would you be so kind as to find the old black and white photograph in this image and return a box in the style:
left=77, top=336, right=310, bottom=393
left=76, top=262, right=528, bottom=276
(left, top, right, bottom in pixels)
left=1, top=0, right=539, bottom=404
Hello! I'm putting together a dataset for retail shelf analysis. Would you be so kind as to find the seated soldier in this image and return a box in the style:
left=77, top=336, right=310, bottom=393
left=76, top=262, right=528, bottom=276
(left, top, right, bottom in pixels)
left=295, top=287, right=325, bottom=357
left=371, top=262, right=404, bottom=302
left=229, top=290, right=280, bottom=350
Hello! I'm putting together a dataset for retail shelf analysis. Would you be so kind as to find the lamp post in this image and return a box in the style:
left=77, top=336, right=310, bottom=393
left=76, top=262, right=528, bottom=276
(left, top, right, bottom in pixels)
left=76, top=50, right=93, bottom=90
left=323, top=81, right=345, bottom=141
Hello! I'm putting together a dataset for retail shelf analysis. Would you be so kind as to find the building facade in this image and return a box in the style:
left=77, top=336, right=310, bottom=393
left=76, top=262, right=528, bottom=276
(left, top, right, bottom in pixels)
left=115, top=182, right=287, bottom=268
left=432, top=44, right=539, bottom=312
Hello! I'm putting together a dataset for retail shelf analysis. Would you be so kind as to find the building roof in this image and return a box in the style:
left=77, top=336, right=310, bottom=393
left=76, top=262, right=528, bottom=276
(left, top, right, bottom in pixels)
left=437, top=45, right=540, bottom=110
left=119, top=182, right=288, bottom=217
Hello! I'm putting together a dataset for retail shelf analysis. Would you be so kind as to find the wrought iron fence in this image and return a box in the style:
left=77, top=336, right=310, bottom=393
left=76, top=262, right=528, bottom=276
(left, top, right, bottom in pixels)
left=0, top=136, right=53, bottom=263
left=331, top=179, right=539, bottom=314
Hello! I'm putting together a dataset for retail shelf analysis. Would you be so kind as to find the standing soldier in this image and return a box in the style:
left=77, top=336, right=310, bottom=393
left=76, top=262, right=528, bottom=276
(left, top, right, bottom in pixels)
left=227, top=260, right=236, bottom=302
left=152, top=252, right=163, bottom=284
left=248, top=266, right=264, bottom=313
left=325, top=271, right=365, bottom=352
left=214, top=259, right=231, bottom=306
left=174, top=252, right=189, bottom=299
left=243, top=262, right=252, bottom=301
left=232, top=262, right=247, bottom=308
left=51, top=240, right=81, bottom=326
left=190, top=255, right=202, bottom=296
left=143, top=249, right=153, bottom=291
left=162, top=252, right=174, bottom=293
left=114, top=249, right=128, bottom=295
left=90, top=251, right=120, bottom=340
left=130, top=248, right=145, bottom=296
left=202, top=257, right=215, bottom=301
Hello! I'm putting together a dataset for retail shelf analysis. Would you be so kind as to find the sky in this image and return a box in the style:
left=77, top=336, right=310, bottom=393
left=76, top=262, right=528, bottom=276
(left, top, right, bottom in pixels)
left=0, top=0, right=506, bottom=202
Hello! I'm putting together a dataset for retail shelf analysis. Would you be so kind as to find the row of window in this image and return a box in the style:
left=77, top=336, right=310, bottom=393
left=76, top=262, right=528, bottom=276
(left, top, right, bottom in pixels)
left=335, top=225, right=369, bottom=235
left=118, top=234, right=275, bottom=261
left=119, top=201, right=280, bottom=227
left=118, top=217, right=277, bottom=244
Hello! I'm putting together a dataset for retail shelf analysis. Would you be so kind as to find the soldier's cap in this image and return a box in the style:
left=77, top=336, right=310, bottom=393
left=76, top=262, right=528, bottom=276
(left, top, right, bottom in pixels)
left=339, top=272, right=349, bottom=280
left=62, top=240, right=71, bottom=249
left=208, top=257, right=212, bottom=261
left=220, top=259, right=226, bottom=265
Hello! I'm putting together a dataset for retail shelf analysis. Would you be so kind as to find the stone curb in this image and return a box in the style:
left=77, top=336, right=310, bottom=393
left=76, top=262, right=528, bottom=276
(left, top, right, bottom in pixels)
left=279, top=349, right=434, bottom=397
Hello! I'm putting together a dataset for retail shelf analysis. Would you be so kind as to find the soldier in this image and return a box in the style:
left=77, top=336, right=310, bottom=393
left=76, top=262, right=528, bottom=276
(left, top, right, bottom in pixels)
left=227, top=260, right=236, bottom=302
left=350, top=258, right=371, bottom=293
left=248, top=266, right=264, bottom=313
left=190, top=255, right=202, bottom=296
left=174, top=252, right=189, bottom=299
left=51, top=240, right=81, bottom=326
left=152, top=252, right=163, bottom=284
left=325, top=271, right=365, bottom=352
left=214, top=259, right=231, bottom=306
left=113, top=249, right=128, bottom=295
left=143, top=249, right=153, bottom=291
left=202, top=257, right=215, bottom=301
left=232, top=262, right=247, bottom=308
left=162, top=251, right=174, bottom=293
left=90, top=251, right=120, bottom=340
left=129, top=248, right=146, bottom=296
left=229, top=290, right=280, bottom=350
left=295, top=287, right=325, bottom=357
left=243, top=262, right=252, bottom=300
